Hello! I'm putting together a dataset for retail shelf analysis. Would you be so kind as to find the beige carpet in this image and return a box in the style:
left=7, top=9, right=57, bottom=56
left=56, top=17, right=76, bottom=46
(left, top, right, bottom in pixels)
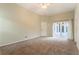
left=0, top=37, right=78, bottom=55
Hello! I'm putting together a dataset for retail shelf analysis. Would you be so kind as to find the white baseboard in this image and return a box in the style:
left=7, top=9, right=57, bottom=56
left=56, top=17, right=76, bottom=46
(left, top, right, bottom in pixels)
left=0, top=35, right=40, bottom=47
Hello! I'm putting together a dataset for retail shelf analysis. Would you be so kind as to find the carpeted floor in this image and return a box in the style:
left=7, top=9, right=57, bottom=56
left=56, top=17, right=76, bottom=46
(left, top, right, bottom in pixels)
left=0, top=37, right=78, bottom=55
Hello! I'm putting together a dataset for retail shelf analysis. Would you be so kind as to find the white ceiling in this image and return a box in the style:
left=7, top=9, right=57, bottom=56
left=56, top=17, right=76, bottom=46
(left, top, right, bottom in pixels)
left=18, top=3, right=76, bottom=16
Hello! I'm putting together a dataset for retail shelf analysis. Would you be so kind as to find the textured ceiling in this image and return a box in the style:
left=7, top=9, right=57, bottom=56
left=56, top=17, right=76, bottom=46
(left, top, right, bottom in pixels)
left=18, top=3, right=76, bottom=16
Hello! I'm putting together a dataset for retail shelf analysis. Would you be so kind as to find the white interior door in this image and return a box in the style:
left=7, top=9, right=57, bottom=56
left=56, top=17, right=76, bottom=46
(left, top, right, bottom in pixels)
left=41, top=22, right=47, bottom=36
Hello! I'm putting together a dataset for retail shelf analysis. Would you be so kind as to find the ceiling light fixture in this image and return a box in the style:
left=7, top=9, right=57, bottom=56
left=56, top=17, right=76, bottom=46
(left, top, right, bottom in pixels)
left=40, top=3, right=50, bottom=9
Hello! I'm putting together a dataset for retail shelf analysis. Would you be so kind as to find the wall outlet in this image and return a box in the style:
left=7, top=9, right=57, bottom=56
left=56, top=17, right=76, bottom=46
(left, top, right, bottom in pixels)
left=25, top=36, right=27, bottom=38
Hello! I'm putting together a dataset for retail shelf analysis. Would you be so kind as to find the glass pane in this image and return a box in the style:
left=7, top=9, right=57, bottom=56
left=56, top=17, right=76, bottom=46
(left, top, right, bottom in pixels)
left=66, top=26, right=68, bottom=32
left=59, top=23, right=60, bottom=32
left=57, top=23, right=58, bottom=32
left=62, top=25, right=64, bottom=32
left=62, top=22, right=64, bottom=33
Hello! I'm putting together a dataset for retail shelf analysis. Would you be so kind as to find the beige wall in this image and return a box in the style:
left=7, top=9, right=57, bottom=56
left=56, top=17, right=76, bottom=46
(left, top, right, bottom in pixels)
left=41, top=11, right=74, bottom=37
left=0, top=4, right=41, bottom=46
left=74, top=4, right=79, bottom=49
left=0, top=3, right=75, bottom=46
left=50, top=11, right=74, bottom=21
